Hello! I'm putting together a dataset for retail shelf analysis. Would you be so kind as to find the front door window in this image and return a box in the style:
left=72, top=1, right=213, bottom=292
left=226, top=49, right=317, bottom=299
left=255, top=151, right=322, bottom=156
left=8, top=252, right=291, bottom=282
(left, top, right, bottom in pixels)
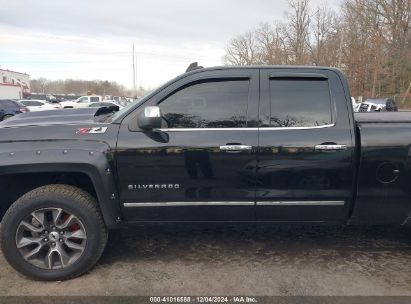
left=159, top=80, right=250, bottom=129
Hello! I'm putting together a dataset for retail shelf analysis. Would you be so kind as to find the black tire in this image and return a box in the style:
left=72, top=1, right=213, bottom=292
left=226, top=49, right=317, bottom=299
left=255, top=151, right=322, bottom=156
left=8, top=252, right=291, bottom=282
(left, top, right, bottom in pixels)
left=2, top=114, right=13, bottom=121
left=0, top=184, right=108, bottom=281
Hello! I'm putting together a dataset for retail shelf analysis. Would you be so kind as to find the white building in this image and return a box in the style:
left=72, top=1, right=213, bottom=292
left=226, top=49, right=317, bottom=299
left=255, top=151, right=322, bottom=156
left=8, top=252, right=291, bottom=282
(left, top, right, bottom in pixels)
left=0, top=69, right=30, bottom=99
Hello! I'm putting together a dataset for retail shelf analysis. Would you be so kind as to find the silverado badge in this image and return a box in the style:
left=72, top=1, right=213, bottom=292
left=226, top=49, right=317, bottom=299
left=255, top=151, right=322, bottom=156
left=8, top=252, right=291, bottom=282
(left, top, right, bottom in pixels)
left=128, top=184, right=180, bottom=190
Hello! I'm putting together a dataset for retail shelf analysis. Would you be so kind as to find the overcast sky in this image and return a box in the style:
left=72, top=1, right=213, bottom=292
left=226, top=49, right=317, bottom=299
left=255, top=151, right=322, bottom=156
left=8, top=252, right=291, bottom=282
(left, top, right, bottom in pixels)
left=0, top=0, right=340, bottom=89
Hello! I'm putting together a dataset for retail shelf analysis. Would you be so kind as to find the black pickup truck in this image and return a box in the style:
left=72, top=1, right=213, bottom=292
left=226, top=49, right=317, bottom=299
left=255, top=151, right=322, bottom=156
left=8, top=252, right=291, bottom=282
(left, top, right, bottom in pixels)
left=0, top=65, right=410, bottom=281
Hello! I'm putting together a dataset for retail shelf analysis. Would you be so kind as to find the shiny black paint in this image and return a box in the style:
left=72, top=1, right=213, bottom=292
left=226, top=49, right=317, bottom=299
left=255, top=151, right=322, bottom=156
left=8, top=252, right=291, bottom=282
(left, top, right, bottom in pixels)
left=1, top=66, right=411, bottom=226
left=350, top=123, right=411, bottom=225
left=255, top=69, right=356, bottom=222
left=0, top=123, right=122, bottom=227
left=116, top=130, right=258, bottom=221
left=116, top=69, right=259, bottom=221
left=0, top=107, right=106, bottom=127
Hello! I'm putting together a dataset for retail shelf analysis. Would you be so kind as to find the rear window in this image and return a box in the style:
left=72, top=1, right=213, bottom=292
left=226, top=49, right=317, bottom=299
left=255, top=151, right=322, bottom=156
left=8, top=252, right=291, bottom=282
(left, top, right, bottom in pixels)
left=266, top=79, right=332, bottom=127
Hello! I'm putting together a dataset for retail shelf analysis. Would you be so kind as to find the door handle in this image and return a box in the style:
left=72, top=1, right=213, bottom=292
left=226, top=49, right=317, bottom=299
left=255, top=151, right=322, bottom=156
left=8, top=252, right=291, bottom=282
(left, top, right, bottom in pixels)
left=220, top=145, right=252, bottom=153
left=315, top=144, right=347, bottom=151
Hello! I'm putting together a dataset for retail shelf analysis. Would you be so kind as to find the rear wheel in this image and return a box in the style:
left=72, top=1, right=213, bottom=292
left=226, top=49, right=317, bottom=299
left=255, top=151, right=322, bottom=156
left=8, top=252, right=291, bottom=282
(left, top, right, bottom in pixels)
left=0, top=184, right=108, bottom=281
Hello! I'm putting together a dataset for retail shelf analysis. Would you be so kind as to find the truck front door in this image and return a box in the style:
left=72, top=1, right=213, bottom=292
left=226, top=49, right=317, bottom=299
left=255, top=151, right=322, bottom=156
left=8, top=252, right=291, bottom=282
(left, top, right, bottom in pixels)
left=256, top=69, right=355, bottom=223
left=116, top=69, right=259, bottom=222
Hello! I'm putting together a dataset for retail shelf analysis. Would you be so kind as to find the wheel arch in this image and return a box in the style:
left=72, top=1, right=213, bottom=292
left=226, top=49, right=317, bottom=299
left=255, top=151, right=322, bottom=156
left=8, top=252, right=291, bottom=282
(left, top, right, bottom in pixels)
left=0, top=141, right=123, bottom=228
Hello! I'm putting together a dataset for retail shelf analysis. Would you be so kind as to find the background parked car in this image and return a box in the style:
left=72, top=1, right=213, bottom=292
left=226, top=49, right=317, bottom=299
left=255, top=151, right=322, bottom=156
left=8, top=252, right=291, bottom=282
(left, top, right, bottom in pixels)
left=28, top=93, right=60, bottom=104
left=364, top=98, right=398, bottom=112
left=357, top=102, right=385, bottom=112
left=88, top=101, right=123, bottom=110
left=28, top=93, right=48, bottom=101
left=353, top=103, right=361, bottom=112
left=0, top=99, right=29, bottom=121
left=19, top=99, right=62, bottom=112
left=60, top=95, right=102, bottom=108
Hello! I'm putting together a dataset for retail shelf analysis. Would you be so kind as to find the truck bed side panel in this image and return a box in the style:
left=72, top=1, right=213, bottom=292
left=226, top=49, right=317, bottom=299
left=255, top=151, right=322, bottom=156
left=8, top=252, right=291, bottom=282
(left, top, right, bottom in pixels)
left=350, top=122, right=411, bottom=225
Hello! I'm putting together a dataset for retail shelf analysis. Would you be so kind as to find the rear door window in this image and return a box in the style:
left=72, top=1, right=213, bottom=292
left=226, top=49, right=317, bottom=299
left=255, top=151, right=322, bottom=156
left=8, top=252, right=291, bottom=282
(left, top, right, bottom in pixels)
left=265, top=79, right=332, bottom=127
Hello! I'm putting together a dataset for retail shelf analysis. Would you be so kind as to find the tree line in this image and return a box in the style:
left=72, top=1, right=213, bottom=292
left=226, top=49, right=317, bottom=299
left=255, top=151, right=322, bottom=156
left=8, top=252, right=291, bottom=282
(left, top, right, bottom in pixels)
left=30, top=78, right=148, bottom=97
left=224, top=0, right=411, bottom=105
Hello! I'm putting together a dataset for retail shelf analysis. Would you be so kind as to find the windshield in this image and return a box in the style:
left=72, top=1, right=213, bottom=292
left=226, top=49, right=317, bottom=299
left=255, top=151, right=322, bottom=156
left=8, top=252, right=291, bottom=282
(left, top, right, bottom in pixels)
left=109, top=97, right=145, bottom=121
left=109, top=84, right=164, bottom=122
left=108, top=73, right=189, bottom=123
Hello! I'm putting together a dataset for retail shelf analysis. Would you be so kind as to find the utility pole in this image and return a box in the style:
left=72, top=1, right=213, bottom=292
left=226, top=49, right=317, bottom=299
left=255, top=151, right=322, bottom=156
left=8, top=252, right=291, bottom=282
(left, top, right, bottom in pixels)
left=338, top=30, right=345, bottom=68
left=135, top=55, right=137, bottom=93
left=132, top=44, right=136, bottom=91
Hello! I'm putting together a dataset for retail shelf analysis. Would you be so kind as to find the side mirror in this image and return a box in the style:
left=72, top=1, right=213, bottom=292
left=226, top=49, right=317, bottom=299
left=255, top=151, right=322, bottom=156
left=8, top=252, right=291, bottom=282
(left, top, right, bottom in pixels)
left=138, top=106, right=162, bottom=130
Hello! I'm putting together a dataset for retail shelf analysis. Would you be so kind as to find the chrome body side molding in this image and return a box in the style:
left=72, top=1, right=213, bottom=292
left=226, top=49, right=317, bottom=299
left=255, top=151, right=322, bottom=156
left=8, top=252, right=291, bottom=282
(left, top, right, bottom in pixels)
left=123, top=201, right=255, bottom=207
left=123, top=201, right=345, bottom=207
left=257, top=201, right=345, bottom=206
left=156, top=124, right=335, bottom=132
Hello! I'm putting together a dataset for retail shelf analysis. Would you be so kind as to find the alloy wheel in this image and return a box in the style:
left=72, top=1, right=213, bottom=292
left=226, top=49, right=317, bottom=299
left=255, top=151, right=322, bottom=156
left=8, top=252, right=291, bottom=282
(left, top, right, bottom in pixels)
left=15, top=208, right=87, bottom=270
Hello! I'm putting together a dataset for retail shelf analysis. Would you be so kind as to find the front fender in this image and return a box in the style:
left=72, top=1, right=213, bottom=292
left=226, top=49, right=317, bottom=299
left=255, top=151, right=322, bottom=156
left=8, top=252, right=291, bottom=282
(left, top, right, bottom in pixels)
left=0, top=140, right=122, bottom=228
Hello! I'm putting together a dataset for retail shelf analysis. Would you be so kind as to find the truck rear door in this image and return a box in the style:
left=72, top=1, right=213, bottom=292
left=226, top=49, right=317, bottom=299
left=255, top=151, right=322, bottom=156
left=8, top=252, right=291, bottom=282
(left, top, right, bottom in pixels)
left=256, top=68, right=355, bottom=223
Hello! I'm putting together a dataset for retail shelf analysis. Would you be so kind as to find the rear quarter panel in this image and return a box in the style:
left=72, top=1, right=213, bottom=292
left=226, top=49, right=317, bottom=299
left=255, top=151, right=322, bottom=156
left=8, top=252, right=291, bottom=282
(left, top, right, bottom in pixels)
left=351, top=123, right=411, bottom=225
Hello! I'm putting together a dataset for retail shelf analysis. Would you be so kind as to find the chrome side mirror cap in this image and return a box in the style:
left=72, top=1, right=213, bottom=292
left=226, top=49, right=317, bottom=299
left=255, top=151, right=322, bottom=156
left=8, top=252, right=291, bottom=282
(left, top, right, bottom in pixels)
left=138, top=106, right=162, bottom=130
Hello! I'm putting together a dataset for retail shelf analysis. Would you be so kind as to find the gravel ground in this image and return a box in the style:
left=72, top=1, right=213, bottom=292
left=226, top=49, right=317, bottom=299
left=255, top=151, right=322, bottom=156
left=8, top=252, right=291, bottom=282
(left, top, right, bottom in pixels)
left=0, top=224, right=410, bottom=296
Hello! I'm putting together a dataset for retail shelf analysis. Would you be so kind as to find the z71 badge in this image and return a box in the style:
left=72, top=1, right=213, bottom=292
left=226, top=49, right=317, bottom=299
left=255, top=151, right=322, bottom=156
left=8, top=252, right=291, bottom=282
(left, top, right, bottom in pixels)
left=76, top=127, right=108, bottom=134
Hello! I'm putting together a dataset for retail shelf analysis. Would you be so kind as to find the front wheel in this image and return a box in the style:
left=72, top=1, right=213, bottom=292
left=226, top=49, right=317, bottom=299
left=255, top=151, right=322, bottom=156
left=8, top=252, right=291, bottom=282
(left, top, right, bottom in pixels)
left=0, top=184, right=108, bottom=281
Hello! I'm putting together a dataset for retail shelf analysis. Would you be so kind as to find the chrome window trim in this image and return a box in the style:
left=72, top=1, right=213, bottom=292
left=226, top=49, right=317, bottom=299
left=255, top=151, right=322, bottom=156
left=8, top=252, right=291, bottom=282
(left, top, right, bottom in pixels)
left=269, top=72, right=328, bottom=79
left=156, top=128, right=258, bottom=132
left=156, top=123, right=335, bottom=132
left=123, top=201, right=255, bottom=207
left=257, top=201, right=345, bottom=206
left=258, top=123, right=335, bottom=131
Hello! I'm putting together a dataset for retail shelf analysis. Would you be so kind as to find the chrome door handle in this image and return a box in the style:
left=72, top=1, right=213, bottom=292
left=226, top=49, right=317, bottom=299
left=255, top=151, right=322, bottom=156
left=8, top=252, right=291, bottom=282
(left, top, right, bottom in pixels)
left=220, top=145, right=252, bottom=153
left=315, top=144, right=347, bottom=151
